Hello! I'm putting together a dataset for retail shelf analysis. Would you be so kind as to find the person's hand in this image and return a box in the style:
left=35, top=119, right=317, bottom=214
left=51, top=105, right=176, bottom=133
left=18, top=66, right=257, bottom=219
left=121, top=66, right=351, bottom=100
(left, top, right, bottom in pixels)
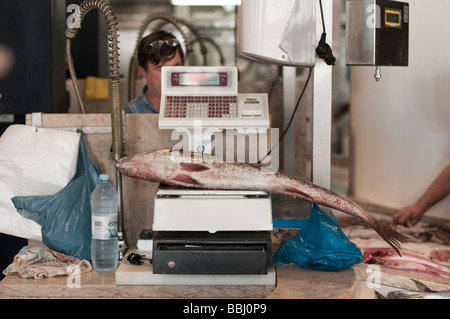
left=392, top=204, right=425, bottom=226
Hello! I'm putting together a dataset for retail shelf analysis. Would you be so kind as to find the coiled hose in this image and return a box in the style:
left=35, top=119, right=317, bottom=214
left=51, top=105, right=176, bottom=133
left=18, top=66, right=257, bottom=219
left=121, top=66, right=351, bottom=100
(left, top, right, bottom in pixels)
left=66, top=0, right=126, bottom=259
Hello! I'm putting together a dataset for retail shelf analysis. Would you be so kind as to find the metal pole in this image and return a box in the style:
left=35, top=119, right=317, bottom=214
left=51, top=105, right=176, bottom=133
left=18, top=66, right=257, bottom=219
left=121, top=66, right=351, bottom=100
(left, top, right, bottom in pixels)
left=311, top=0, right=333, bottom=190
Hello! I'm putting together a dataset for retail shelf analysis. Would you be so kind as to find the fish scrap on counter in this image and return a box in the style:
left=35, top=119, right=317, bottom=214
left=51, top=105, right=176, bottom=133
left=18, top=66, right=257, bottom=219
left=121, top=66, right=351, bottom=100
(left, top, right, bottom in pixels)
left=116, top=148, right=408, bottom=255
left=363, top=247, right=450, bottom=280
left=375, top=279, right=450, bottom=299
left=430, top=249, right=450, bottom=263
left=341, top=218, right=450, bottom=246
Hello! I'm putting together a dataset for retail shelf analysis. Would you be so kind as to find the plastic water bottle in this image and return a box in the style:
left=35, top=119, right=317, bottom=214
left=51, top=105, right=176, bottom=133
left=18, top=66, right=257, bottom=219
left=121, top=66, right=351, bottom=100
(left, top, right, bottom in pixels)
left=90, top=174, right=119, bottom=270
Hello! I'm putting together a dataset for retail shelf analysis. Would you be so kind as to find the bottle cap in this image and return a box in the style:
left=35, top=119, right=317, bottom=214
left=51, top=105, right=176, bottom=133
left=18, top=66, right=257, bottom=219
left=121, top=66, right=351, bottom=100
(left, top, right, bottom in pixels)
left=99, top=174, right=110, bottom=181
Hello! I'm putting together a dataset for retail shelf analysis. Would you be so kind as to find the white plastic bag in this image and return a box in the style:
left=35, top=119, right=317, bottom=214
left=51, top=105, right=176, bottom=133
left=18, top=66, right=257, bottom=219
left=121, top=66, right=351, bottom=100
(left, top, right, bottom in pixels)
left=0, top=125, right=80, bottom=241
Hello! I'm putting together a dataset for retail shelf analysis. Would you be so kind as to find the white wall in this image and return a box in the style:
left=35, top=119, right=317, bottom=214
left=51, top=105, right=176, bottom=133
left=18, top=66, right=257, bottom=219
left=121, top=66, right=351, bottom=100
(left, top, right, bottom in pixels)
left=349, top=0, right=450, bottom=220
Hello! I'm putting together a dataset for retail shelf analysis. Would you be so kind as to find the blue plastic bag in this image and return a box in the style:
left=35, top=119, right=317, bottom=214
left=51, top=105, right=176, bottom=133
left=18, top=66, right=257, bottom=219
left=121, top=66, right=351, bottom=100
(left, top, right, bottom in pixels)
left=11, top=136, right=100, bottom=261
left=273, top=204, right=362, bottom=271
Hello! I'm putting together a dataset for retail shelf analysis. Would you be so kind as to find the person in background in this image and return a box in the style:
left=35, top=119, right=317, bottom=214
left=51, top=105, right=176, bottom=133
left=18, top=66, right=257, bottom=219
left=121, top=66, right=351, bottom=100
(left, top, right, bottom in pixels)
left=123, top=31, right=184, bottom=113
left=393, top=165, right=450, bottom=226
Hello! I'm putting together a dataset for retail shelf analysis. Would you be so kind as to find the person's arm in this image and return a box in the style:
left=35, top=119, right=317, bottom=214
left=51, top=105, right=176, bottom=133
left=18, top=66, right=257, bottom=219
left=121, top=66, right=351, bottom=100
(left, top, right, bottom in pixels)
left=393, top=165, right=450, bottom=226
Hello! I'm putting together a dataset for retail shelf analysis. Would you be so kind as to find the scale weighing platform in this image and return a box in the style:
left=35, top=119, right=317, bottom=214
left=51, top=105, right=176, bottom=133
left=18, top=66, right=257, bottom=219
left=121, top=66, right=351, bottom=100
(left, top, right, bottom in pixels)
left=116, top=66, right=276, bottom=287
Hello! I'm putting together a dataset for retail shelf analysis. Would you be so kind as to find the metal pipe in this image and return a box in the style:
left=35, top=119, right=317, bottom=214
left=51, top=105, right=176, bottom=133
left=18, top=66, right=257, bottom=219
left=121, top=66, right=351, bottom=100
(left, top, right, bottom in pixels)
left=189, top=36, right=226, bottom=66
left=65, top=0, right=127, bottom=260
left=65, top=39, right=86, bottom=113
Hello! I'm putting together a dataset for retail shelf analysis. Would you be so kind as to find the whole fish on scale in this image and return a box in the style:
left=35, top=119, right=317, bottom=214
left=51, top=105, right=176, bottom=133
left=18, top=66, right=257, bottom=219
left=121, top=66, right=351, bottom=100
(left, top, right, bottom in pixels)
left=116, top=149, right=408, bottom=255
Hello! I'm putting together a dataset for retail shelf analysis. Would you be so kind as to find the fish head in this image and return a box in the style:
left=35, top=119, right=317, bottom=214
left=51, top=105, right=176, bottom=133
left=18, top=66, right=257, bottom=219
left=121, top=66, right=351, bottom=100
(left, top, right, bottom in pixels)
left=116, top=148, right=175, bottom=182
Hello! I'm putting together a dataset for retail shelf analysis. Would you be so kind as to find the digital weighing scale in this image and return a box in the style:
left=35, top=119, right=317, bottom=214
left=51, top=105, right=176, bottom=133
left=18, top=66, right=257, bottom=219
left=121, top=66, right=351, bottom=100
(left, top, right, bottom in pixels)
left=116, top=66, right=276, bottom=286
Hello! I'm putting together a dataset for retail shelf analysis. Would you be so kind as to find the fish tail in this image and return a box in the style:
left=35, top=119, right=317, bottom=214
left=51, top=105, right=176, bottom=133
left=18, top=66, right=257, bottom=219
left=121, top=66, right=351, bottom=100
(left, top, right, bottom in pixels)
left=367, top=218, right=408, bottom=256
left=279, top=176, right=408, bottom=256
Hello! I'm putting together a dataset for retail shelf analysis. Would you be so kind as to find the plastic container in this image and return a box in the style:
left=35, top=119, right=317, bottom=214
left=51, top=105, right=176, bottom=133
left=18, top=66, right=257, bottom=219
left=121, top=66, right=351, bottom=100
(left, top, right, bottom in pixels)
left=90, top=174, right=119, bottom=270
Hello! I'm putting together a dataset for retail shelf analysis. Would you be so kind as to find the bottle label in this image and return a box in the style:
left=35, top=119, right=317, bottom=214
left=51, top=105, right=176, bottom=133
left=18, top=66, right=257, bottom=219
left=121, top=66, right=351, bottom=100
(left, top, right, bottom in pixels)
left=92, top=215, right=118, bottom=239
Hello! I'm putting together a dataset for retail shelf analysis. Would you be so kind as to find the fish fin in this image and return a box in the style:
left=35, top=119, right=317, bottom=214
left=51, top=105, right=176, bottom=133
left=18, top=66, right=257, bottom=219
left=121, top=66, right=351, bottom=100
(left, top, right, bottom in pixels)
left=412, top=279, right=434, bottom=293
left=173, top=174, right=202, bottom=186
left=282, top=185, right=313, bottom=201
left=180, top=162, right=210, bottom=172
left=374, top=291, right=386, bottom=299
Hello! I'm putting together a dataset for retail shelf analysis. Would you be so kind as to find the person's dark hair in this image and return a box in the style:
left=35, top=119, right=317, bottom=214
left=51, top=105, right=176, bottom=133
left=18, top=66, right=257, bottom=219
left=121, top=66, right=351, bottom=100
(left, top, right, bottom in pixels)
left=137, top=31, right=184, bottom=69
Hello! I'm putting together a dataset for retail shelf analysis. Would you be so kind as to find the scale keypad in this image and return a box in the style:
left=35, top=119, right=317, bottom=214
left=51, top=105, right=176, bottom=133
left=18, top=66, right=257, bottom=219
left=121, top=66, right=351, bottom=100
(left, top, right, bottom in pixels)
left=164, top=95, right=238, bottom=118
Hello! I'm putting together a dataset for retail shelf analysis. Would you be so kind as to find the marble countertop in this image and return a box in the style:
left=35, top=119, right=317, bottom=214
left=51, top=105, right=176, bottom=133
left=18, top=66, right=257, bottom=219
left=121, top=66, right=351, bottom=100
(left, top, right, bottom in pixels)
left=0, top=192, right=363, bottom=300
left=0, top=262, right=358, bottom=299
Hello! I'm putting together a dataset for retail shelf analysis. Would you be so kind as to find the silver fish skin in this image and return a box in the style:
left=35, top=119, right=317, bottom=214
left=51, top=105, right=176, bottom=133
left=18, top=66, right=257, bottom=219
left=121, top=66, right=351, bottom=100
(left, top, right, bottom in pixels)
left=385, top=291, right=450, bottom=299
left=377, top=280, right=450, bottom=299
left=116, top=148, right=407, bottom=255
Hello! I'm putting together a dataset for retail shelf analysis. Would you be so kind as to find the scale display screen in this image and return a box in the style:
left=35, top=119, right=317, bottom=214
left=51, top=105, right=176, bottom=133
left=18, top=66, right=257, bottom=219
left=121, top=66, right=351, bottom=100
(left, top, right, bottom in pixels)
left=171, top=72, right=228, bottom=87
left=385, top=8, right=401, bottom=28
